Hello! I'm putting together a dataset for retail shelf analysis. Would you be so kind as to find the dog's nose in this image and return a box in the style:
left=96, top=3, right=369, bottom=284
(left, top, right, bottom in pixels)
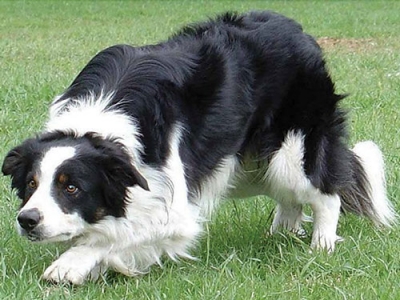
left=17, top=208, right=41, bottom=231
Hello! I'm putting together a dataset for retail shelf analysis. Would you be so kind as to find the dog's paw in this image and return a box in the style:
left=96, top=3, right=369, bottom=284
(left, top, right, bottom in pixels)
left=43, top=262, right=105, bottom=285
left=42, top=247, right=103, bottom=284
left=310, top=231, right=344, bottom=254
left=269, top=211, right=311, bottom=238
left=43, top=261, right=88, bottom=285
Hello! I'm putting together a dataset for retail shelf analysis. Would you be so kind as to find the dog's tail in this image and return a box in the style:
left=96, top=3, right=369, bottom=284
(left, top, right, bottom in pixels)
left=338, top=141, right=396, bottom=227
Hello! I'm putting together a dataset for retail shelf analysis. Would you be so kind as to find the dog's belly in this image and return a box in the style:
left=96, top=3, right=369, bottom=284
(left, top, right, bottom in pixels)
left=227, top=181, right=267, bottom=199
left=227, top=159, right=269, bottom=199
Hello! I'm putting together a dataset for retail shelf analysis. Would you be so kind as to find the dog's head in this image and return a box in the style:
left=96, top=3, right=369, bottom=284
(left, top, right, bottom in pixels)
left=2, top=131, right=149, bottom=242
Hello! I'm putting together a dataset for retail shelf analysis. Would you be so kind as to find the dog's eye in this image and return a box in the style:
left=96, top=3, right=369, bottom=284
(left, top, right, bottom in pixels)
left=65, top=184, right=78, bottom=194
left=28, top=180, right=37, bottom=189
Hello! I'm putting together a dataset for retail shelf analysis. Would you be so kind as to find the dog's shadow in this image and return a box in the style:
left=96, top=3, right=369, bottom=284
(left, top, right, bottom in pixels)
left=106, top=197, right=314, bottom=284
left=36, top=197, right=314, bottom=286
left=197, top=197, right=311, bottom=263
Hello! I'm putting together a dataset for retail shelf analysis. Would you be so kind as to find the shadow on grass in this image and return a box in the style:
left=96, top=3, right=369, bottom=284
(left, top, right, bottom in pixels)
left=188, top=197, right=316, bottom=277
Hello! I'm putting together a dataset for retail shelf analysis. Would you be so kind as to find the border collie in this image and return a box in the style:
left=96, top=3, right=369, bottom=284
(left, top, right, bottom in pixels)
left=2, top=11, right=396, bottom=284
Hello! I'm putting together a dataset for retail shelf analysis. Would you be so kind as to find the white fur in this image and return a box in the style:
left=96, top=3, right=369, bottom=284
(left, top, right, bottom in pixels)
left=270, top=203, right=308, bottom=237
left=265, top=130, right=310, bottom=235
left=265, top=130, right=342, bottom=252
left=43, top=245, right=107, bottom=284
left=352, top=141, right=396, bottom=226
left=48, top=93, right=143, bottom=166
left=18, top=147, right=87, bottom=242
left=308, top=193, right=342, bottom=252
left=195, top=156, right=238, bottom=219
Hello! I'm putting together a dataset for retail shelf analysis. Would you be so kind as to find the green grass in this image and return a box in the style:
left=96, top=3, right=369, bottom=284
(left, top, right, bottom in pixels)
left=0, top=1, right=399, bottom=299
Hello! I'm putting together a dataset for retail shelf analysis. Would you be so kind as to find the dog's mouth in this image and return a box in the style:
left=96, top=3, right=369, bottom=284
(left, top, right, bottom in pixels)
left=19, top=227, right=75, bottom=243
left=26, top=233, right=42, bottom=242
left=19, top=229, right=45, bottom=242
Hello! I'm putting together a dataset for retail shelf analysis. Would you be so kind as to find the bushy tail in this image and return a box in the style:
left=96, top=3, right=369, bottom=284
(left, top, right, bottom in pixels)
left=339, top=141, right=396, bottom=227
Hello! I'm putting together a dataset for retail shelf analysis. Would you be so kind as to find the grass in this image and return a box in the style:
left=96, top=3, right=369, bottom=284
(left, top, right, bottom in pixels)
left=0, top=1, right=399, bottom=299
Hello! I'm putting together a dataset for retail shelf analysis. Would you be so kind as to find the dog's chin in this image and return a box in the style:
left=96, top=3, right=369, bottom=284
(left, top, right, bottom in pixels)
left=18, top=227, right=79, bottom=243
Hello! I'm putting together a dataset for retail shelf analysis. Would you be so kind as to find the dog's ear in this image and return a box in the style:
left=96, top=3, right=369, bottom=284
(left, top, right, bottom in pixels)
left=104, top=152, right=150, bottom=192
left=89, top=137, right=149, bottom=217
left=2, top=147, right=23, bottom=176
left=89, top=136, right=150, bottom=192
left=128, top=164, right=150, bottom=192
left=2, top=139, right=36, bottom=199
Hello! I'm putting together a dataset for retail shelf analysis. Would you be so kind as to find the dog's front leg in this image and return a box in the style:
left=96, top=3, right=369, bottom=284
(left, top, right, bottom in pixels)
left=42, top=245, right=107, bottom=285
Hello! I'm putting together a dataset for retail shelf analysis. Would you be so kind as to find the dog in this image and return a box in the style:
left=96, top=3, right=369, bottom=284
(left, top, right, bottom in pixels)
left=2, top=11, right=396, bottom=284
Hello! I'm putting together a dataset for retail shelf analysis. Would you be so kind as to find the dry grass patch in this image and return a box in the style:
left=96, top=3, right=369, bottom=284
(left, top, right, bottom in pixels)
left=317, top=37, right=377, bottom=52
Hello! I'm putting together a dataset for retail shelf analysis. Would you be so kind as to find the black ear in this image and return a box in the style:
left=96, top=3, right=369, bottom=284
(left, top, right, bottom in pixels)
left=129, top=165, right=150, bottom=191
left=90, top=136, right=150, bottom=192
left=105, top=153, right=150, bottom=192
left=2, top=139, right=37, bottom=199
left=91, top=137, right=149, bottom=217
left=2, top=148, right=23, bottom=176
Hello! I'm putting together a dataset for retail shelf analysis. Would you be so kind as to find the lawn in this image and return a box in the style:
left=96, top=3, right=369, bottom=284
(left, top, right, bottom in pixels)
left=0, top=1, right=399, bottom=299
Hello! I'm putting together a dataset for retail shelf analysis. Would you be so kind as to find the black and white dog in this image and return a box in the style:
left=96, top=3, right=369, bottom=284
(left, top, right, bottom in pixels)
left=2, top=11, right=396, bottom=284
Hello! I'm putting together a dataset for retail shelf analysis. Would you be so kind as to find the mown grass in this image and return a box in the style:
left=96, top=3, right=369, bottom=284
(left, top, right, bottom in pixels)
left=0, top=1, right=399, bottom=299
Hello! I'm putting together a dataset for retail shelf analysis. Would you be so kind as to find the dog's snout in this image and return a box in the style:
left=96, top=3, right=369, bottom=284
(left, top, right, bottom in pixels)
left=18, top=208, right=41, bottom=231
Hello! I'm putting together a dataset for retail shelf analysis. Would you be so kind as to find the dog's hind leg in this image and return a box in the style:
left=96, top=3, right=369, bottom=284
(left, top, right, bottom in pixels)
left=308, top=192, right=342, bottom=252
left=265, top=130, right=341, bottom=251
left=269, top=202, right=311, bottom=237
left=265, top=131, right=312, bottom=238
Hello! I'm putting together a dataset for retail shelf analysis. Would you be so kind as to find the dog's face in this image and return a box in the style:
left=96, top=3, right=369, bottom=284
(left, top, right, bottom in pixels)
left=2, top=132, right=148, bottom=242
